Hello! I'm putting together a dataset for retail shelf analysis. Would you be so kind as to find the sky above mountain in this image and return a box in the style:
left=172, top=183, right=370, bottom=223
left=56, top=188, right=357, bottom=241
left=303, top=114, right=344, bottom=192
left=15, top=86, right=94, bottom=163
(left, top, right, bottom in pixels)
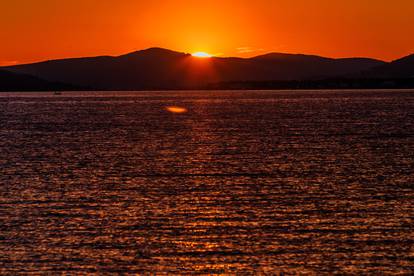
left=1, top=0, right=413, bottom=65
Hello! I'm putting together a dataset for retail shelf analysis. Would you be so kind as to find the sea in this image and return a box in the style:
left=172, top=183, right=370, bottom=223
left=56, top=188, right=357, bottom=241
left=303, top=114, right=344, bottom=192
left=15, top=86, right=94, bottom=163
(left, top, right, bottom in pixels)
left=0, top=90, right=413, bottom=274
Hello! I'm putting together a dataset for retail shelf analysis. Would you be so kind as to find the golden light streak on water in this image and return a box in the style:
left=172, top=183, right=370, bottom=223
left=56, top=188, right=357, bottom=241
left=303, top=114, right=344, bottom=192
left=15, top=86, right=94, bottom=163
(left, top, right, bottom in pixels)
left=165, top=106, right=188, bottom=113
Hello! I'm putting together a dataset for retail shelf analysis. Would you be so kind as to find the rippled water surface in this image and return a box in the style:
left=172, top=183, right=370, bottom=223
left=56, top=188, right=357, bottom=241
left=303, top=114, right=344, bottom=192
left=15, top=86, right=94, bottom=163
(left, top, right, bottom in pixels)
left=1, top=90, right=413, bottom=274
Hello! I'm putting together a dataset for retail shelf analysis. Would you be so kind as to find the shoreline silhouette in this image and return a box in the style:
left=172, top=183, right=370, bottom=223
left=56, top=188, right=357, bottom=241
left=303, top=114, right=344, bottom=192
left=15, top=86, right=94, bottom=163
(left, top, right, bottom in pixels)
left=1, top=47, right=413, bottom=91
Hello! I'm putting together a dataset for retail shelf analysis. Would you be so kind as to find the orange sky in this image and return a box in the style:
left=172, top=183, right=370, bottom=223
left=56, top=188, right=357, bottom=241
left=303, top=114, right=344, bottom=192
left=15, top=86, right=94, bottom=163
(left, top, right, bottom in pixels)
left=1, top=0, right=413, bottom=66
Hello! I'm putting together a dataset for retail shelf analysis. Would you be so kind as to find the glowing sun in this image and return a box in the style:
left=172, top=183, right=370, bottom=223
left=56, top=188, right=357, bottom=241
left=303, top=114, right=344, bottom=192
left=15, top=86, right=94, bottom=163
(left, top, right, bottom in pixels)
left=192, top=52, right=212, bottom=58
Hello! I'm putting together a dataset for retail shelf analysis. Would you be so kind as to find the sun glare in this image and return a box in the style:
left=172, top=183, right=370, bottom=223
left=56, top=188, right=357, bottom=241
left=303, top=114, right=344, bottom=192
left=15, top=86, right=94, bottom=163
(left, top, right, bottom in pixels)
left=165, top=106, right=188, bottom=114
left=192, top=52, right=212, bottom=58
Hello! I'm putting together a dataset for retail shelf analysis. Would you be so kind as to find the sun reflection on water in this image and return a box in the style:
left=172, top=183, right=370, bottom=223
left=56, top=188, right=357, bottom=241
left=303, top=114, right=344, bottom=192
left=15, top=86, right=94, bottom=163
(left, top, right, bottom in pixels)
left=165, top=106, right=188, bottom=114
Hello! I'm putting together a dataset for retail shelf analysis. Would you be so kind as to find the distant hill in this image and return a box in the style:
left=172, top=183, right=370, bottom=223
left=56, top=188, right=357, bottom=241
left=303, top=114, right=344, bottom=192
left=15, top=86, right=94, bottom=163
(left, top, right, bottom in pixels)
left=364, top=53, right=414, bottom=78
left=0, top=69, right=78, bottom=91
left=2, top=47, right=386, bottom=90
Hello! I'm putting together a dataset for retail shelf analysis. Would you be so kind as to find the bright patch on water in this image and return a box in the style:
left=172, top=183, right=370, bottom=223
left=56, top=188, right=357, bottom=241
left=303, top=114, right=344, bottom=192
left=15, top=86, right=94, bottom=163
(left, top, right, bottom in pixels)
left=165, top=106, right=188, bottom=113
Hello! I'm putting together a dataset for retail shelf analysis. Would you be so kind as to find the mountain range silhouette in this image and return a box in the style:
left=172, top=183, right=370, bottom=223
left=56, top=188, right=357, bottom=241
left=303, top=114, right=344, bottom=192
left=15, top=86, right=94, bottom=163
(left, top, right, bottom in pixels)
left=1, top=47, right=414, bottom=91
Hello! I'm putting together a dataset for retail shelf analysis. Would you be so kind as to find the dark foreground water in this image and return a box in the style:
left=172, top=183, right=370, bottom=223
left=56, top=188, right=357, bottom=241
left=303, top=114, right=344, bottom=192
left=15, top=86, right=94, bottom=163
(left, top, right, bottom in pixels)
left=0, top=90, right=413, bottom=274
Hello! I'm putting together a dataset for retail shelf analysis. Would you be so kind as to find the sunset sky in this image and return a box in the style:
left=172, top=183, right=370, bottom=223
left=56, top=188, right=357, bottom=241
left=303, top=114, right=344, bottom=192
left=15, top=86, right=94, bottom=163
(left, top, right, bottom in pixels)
left=1, top=0, right=413, bottom=66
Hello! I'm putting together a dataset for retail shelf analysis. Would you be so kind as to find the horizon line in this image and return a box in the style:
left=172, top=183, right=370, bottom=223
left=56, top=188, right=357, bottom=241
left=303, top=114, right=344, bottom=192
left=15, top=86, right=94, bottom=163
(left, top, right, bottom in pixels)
left=1, top=46, right=412, bottom=67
